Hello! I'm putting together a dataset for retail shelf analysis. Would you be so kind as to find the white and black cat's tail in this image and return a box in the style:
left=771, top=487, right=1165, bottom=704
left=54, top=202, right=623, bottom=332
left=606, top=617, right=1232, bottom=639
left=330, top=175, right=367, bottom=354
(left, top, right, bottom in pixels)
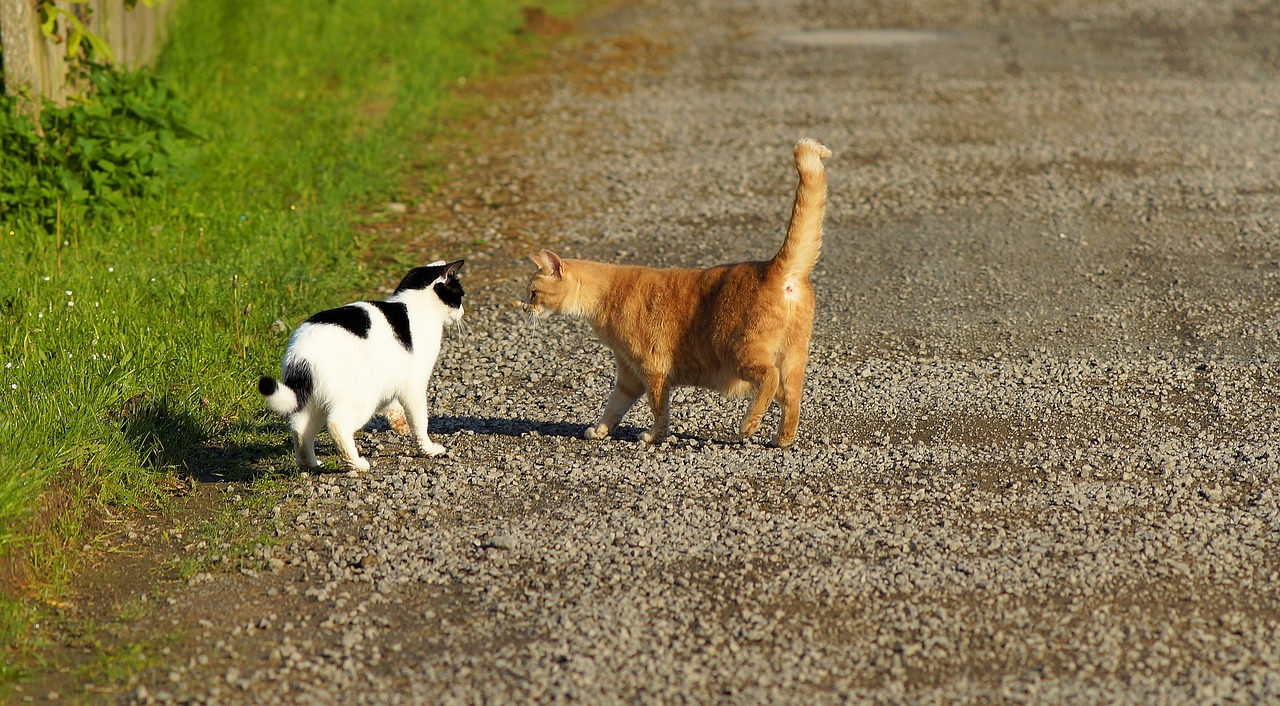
left=770, top=138, right=832, bottom=282
left=258, top=361, right=312, bottom=416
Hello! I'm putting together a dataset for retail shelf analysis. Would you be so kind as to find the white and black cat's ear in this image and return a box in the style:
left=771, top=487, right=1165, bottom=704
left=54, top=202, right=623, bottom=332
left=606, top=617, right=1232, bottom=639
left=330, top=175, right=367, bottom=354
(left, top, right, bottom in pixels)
left=532, top=249, right=563, bottom=278
left=444, top=260, right=465, bottom=277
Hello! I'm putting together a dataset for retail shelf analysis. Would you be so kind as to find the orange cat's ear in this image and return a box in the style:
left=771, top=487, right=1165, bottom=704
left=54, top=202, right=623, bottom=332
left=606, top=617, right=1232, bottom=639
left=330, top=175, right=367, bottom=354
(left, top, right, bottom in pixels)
left=531, top=249, right=564, bottom=278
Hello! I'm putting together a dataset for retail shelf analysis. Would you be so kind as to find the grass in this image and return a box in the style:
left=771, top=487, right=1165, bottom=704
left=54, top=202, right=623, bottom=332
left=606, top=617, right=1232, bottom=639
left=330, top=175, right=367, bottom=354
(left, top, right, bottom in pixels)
left=0, top=0, right=590, bottom=685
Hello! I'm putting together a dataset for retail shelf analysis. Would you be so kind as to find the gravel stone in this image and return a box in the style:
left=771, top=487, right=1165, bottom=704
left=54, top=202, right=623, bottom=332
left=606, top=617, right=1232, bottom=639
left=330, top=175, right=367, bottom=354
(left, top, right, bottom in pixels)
left=106, top=0, right=1280, bottom=703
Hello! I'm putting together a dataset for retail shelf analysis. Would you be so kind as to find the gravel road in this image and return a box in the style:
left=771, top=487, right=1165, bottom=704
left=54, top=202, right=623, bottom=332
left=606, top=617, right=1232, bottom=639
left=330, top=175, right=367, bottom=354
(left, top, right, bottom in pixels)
left=52, top=0, right=1280, bottom=704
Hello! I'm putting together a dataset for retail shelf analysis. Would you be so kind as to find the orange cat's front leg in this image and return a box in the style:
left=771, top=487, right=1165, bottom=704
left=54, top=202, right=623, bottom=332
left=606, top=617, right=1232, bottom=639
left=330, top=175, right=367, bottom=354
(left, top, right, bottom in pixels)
left=639, top=372, right=672, bottom=444
left=586, top=361, right=643, bottom=440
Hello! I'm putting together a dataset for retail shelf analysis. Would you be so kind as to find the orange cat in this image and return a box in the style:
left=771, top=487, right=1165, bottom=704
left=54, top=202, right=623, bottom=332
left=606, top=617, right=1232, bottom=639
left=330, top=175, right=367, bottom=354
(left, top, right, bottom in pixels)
left=524, top=138, right=831, bottom=447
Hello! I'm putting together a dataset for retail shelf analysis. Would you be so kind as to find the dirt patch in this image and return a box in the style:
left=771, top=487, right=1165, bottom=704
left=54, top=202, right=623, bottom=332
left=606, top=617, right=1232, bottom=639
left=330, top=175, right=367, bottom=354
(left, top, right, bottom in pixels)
left=11, top=0, right=1280, bottom=703
left=357, top=20, right=674, bottom=296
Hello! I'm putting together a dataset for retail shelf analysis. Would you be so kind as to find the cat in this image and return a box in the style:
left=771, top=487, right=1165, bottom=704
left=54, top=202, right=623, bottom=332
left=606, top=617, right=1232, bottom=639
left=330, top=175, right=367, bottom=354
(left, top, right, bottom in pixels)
left=258, top=260, right=465, bottom=471
left=523, top=138, right=831, bottom=447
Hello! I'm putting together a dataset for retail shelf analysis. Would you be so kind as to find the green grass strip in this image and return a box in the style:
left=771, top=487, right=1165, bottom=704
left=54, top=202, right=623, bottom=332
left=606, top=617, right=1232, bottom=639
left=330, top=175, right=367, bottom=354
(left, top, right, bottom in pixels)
left=0, top=0, right=587, bottom=681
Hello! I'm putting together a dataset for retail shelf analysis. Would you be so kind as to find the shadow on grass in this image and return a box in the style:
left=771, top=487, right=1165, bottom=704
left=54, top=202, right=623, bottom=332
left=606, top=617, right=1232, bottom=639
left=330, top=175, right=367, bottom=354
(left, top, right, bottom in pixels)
left=118, top=394, right=296, bottom=484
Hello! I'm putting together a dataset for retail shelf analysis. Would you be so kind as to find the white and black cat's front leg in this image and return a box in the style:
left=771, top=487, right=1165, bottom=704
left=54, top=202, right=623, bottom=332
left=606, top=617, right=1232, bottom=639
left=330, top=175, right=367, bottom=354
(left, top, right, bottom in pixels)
left=399, top=391, right=446, bottom=457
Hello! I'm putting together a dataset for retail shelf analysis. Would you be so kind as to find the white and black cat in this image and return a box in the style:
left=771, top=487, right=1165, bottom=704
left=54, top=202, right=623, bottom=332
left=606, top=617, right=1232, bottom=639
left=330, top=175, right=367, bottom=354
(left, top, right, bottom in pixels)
left=258, top=260, right=465, bottom=472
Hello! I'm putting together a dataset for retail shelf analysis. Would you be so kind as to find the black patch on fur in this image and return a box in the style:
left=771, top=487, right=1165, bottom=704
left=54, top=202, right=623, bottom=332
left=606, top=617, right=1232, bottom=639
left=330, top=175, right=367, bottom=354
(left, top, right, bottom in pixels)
left=395, top=264, right=446, bottom=293
left=434, top=275, right=464, bottom=309
left=305, top=304, right=372, bottom=338
left=370, top=300, right=412, bottom=351
left=394, top=260, right=465, bottom=295
left=283, top=359, right=313, bottom=410
left=257, top=376, right=277, bottom=396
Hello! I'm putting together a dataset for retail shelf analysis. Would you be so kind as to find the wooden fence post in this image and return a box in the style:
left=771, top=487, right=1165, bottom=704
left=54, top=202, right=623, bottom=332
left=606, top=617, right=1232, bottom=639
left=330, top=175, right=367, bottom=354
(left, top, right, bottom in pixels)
left=1, top=0, right=45, bottom=99
left=1, top=0, right=172, bottom=103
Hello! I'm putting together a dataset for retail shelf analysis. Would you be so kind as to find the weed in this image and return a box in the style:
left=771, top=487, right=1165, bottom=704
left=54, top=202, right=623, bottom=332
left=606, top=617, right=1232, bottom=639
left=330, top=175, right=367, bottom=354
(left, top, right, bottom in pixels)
left=81, top=638, right=160, bottom=690
left=0, top=64, right=197, bottom=229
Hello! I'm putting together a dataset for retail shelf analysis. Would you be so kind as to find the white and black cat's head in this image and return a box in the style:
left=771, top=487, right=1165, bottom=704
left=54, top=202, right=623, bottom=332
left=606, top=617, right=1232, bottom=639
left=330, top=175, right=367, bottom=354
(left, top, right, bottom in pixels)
left=394, top=260, right=466, bottom=324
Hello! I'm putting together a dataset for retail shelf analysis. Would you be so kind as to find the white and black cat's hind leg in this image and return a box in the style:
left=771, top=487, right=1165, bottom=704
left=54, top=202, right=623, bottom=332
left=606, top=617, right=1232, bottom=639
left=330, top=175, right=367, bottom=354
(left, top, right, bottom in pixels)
left=398, top=391, right=446, bottom=457
left=326, top=411, right=373, bottom=472
left=290, top=409, right=326, bottom=470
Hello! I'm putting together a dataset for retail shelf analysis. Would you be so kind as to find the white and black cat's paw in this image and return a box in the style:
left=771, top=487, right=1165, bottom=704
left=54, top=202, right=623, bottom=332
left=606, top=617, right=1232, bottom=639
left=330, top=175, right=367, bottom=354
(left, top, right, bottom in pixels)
left=419, top=441, right=447, bottom=457
left=346, top=457, right=372, bottom=473
left=585, top=423, right=611, bottom=440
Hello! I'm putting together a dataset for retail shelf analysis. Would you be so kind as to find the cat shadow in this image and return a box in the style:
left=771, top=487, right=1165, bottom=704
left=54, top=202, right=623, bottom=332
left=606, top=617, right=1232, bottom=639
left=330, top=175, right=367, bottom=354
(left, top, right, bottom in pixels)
left=430, top=414, right=592, bottom=440
left=118, top=395, right=292, bottom=484
left=184, top=421, right=313, bottom=483
left=429, top=414, right=699, bottom=444
left=430, top=414, right=650, bottom=439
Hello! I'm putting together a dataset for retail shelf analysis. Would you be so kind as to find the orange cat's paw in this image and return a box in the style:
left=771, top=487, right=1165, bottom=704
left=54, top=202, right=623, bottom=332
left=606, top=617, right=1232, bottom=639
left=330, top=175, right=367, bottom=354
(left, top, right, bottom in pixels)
left=386, top=409, right=411, bottom=436
left=585, top=423, right=611, bottom=440
left=740, top=418, right=762, bottom=440
left=640, top=428, right=670, bottom=445
left=769, top=432, right=796, bottom=448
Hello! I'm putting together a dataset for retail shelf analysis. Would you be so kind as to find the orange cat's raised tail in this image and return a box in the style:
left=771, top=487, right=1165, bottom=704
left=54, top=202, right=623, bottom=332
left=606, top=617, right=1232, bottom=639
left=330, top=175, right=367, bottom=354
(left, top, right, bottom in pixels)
left=525, top=139, right=832, bottom=447
left=771, top=138, right=833, bottom=285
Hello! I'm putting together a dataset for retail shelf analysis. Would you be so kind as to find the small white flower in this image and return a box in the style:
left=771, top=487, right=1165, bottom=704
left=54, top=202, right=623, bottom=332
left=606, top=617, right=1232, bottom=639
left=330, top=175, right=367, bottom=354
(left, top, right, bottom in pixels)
left=108, top=267, right=114, bottom=272
left=67, top=301, right=74, bottom=307
left=4, top=362, right=10, bottom=368
left=65, top=290, right=72, bottom=296
left=9, top=384, right=15, bottom=390
left=42, top=276, right=50, bottom=281
left=37, top=312, right=43, bottom=319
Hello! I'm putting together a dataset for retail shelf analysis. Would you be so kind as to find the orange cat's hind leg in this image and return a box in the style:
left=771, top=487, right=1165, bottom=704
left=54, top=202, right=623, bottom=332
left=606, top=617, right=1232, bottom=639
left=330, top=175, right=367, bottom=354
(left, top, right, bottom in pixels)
left=739, top=361, right=780, bottom=442
left=383, top=400, right=412, bottom=436
left=771, top=360, right=807, bottom=448
left=587, top=361, right=644, bottom=440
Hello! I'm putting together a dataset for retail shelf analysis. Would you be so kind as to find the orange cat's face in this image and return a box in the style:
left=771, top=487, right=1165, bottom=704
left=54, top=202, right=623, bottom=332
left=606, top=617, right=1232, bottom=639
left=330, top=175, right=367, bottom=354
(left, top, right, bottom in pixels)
left=523, top=250, right=572, bottom=317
